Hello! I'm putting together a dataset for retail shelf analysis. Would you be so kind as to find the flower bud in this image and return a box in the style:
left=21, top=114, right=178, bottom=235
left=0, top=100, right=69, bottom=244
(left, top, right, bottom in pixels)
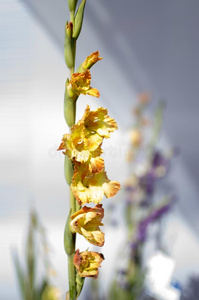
left=68, top=0, right=78, bottom=12
left=73, top=0, right=86, bottom=39
left=64, top=22, right=73, bottom=68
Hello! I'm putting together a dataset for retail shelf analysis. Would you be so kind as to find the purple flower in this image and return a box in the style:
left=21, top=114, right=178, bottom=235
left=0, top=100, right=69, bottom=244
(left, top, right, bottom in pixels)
left=152, top=151, right=166, bottom=168
left=139, top=171, right=155, bottom=197
left=135, top=198, right=175, bottom=244
left=125, top=186, right=136, bottom=192
left=152, top=151, right=170, bottom=177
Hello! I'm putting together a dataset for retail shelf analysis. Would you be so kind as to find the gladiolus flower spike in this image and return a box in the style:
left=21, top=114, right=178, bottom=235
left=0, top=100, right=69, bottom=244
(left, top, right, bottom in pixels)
left=60, top=1, right=120, bottom=298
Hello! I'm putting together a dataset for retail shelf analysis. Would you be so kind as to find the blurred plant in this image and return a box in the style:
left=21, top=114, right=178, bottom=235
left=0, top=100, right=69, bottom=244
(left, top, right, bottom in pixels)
left=107, top=95, right=176, bottom=300
left=58, top=0, right=120, bottom=299
left=13, top=210, right=61, bottom=300
left=88, top=95, right=177, bottom=300
left=181, top=274, right=199, bottom=300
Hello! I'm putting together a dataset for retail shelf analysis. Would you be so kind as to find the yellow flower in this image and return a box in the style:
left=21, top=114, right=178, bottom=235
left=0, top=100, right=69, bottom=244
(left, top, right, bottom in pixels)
left=73, top=249, right=104, bottom=278
left=67, top=70, right=100, bottom=98
left=78, top=105, right=118, bottom=151
left=58, top=123, right=104, bottom=173
left=71, top=163, right=120, bottom=205
left=70, top=204, right=104, bottom=246
left=80, top=51, right=103, bottom=71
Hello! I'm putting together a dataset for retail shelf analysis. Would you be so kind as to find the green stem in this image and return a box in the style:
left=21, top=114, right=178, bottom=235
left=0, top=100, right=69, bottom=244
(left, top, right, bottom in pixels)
left=66, top=102, right=77, bottom=300
left=68, top=254, right=77, bottom=300
left=65, top=66, right=77, bottom=300
left=70, top=190, right=76, bottom=215
left=64, top=97, right=76, bottom=127
left=70, top=39, right=76, bottom=76
left=65, top=7, right=81, bottom=300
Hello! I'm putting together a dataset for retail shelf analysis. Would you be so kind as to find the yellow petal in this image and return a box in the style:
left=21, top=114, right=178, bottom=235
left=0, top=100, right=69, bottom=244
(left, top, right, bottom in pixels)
left=81, top=228, right=104, bottom=247
left=71, top=164, right=121, bottom=205
left=86, top=87, right=100, bottom=98
left=58, top=124, right=103, bottom=170
left=84, top=132, right=103, bottom=152
left=81, top=51, right=103, bottom=70
left=67, top=70, right=99, bottom=98
left=89, top=156, right=104, bottom=174
left=80, top=105, right=118, bottom=141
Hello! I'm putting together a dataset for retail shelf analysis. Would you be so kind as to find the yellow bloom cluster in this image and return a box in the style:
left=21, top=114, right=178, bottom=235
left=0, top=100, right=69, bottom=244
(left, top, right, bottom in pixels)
left=59, top=51, right=120, bottom=279
left=58, top=104, right=120, bottom=206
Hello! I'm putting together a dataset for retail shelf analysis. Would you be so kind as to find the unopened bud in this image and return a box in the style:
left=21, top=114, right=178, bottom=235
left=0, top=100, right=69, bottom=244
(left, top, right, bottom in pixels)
left=64, top=22, right=73, bottom=68
left=68, top=0, right=78, bottom=12
left=73, top=0, right=86, bottom=39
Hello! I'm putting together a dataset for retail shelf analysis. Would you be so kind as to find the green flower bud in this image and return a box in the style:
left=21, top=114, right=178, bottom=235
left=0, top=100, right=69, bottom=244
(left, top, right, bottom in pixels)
left=73, top=0, right=86, bottom=40
left=68, top=0, right=78, bottom=12
left=64, top=22, right=73, bottom=68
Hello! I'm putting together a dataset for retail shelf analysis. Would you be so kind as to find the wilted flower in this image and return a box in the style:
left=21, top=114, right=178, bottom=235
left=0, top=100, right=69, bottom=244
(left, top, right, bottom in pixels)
left=80, top=51, right=102, bottom=71
left=71, top=163, right=120, bottom=205
left=73, top=249, right=104, bottom=278
left=70, top=204, right=104, bottom=246
left=67, top=70, right=100, bottom=98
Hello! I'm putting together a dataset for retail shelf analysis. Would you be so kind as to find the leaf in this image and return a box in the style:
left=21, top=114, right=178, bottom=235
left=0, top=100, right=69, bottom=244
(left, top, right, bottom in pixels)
left=12, top=251, right=26, bottom=299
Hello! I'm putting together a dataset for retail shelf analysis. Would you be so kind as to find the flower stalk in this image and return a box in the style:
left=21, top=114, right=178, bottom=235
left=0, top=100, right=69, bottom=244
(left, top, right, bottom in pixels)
left=60, top=1, right=120, bottom=299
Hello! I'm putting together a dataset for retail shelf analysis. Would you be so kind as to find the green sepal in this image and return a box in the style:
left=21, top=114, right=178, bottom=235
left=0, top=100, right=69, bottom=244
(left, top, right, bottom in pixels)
left=64, top=21, right=74, bottom=68
left=76, top=274, right=85, bottom=298
left=68, top=254, right=77, bottom=299
left=73, top=0, right=86, bottom=39
left=64, top=211, right=75, bottom=256
left=64, top=79, right=77, bottom=127
left=64, top=156, right=74, bottom=185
